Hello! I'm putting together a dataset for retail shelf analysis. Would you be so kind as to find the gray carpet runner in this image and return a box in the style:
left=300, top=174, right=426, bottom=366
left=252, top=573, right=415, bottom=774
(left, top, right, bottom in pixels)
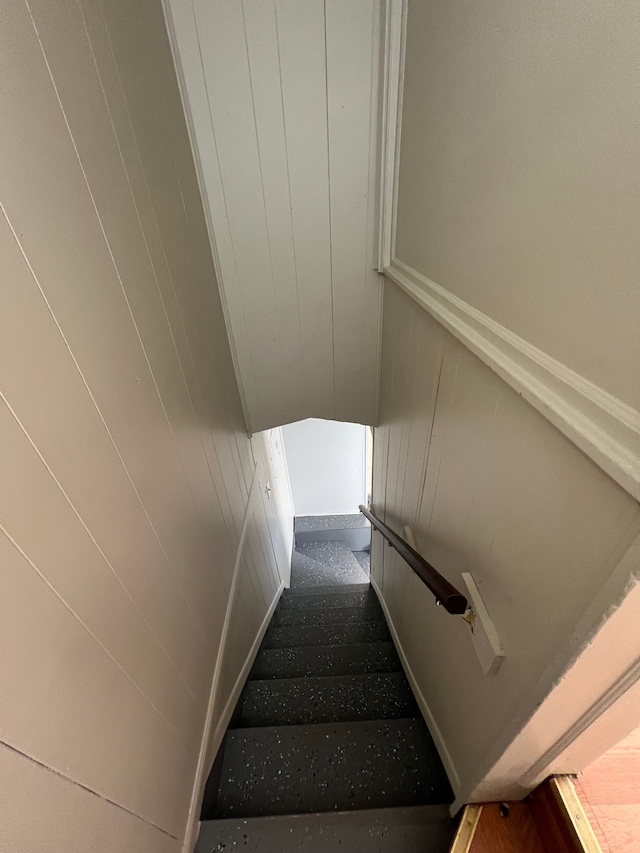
left=195, top=524, right=454, bottom=852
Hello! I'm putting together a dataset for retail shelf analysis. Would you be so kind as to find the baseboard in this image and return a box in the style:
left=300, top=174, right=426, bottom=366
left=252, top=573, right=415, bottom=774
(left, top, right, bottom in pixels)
left=208, top=580, right=285, bottom=770
left=182, top=578, right=284, bottom=853
left=370, top=575, right=461, bottom=799
left=295, top=526, right=371, bottom=552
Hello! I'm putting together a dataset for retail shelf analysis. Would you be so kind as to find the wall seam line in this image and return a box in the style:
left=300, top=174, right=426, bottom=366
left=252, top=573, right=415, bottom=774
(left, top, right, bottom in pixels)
left=79, top=0, right=237, bottom=591
left=0, top=740, right=178, bottom=840
left=0, top=523, right=201, bottom=758
left=22, top=2, right=217, bottom=650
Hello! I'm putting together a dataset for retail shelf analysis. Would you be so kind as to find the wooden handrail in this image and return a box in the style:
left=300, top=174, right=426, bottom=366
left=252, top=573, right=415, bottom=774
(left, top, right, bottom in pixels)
left=359, top=505, right=468, bottom=615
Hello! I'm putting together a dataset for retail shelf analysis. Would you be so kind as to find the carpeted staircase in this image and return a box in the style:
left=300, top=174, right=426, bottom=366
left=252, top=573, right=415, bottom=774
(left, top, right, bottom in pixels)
left=196, top=522, right=455, bottom=852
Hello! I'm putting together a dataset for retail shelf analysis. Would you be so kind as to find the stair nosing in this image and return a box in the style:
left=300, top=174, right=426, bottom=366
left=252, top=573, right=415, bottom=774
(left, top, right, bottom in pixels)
left=226, top=715, right=423, bottom=737
left=242, top=670, right=409, bottom=688
left=206, top=802, right=452, bottom=825
left=254, top=640, right=399, bottom=655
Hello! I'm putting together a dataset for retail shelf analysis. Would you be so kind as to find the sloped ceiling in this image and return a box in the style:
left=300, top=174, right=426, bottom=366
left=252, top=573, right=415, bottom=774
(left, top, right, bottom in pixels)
left=166, top=0, right=383, bottom=432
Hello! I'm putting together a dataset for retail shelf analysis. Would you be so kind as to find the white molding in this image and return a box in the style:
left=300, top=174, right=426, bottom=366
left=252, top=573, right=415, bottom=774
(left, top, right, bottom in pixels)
left=369, top=575, right=461, bottom=796
left=376, top=0, right=407, bottom=272
left=181, top=467, right=284, bottom=853
left=385, top=258, right=640, bottom=500
left=449, top=804, right=483, bottom=853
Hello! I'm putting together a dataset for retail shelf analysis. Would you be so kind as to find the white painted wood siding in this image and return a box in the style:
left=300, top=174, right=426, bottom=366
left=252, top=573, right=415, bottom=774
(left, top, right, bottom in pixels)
left=372, top=282, right=640, bottom=802
left=0, top=1, right=286, bottom=849
left=165, top=0, right=383, bottom=433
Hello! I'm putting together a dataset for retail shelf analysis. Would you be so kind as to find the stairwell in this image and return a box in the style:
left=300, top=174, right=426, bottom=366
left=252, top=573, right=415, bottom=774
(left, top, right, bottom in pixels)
left=196, top=519, right=455, bottom=852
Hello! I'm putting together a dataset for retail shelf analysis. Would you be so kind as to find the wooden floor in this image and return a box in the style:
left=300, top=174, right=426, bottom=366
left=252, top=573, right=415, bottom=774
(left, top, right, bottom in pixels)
left=468, top=802, right=547, bottom=853
left=574, top=727, right=640, bottom=853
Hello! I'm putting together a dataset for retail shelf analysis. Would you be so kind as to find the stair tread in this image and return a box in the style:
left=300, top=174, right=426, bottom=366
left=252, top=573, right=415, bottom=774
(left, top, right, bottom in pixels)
left=250, top=641, right=402, bottom=680
left=291, top=541, right=368, bottom=589
left=236, top=671, right=419, bottom=728
left=214, top=718, right=453, bottom=818
left=280, top=589, right=376, bottom=611
left=272, top=602, right=383, bottom=628
left=197, top=805, right=454, bottom=853
left=262, top=620, right=390, bottom=649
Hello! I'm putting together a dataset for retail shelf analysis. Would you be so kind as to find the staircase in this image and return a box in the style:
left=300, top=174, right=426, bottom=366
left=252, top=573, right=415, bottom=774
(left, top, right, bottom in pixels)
left=196, top=526, right=455, bottom=852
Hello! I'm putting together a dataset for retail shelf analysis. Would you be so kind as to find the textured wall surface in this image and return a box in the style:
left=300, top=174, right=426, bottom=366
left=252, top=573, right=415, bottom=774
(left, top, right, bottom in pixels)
left=0, top=1, right=286, bottom=849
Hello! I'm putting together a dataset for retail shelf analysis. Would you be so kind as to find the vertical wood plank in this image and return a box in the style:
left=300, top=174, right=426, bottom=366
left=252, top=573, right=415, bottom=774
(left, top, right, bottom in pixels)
left=242, top=0, right=306, bottom=425
left=276, top=0, right=334, bottom=419
left=0, top=398, right=204, bottom=752
left=163, top=0, right=260, bottom=431
left=1, top=1, right=289, bottom=845
left=0, top=209, right=211, bottom=705
left=0, top=532, right=196, bottom=838
left=326, top=0, right=381, bottom=424
left=31, top=0, right=237, bottom=628
left=193, top=0, right=283, bottom=429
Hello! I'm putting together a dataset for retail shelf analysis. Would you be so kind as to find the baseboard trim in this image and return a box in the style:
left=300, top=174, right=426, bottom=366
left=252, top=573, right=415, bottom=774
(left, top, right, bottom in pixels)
left=182, top=577, right=284, bottom=853
left=370, top=575, right=461, bottom=798
left=181, top=464, right=284, bottom=853
left=385, top=258, right=640, bottom=500
left=208, top=578, right=285, bottom=769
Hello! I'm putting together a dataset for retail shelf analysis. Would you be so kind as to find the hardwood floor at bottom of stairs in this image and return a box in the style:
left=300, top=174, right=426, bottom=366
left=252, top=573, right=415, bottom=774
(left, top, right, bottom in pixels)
left=467, top=802, right=547, bottom=853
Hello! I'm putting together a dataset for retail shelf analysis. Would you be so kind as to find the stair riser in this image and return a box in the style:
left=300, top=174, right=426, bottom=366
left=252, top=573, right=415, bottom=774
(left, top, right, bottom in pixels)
left=271, top=603, right=383, bottom=628
left=279, top=590, right=376, bottom=611
left=295, top=525, right=371, bottom=552
left=282, top=583, right=371, bottom=598
left=262, top=622, right=390, bottom=650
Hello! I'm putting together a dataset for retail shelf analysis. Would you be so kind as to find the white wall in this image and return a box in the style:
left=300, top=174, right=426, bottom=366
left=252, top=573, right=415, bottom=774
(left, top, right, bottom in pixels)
left=255, top=428, right=295, bottom=585
left=0, top=1, right=286, bottom=850
left=164, top=0, right=383, bottom=433
left=282, top=419, right=367, bottom=517
left=372, top=285, right=640, bottom=805
left=396, top=0, right=640, bottom=412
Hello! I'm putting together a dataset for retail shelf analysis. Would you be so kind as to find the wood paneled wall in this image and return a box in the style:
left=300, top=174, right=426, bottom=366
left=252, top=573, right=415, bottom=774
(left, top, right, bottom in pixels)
left=165, top=0, right=383, bottom=432
left=0, top=1, right=286, bottom=849
left=371, top=282, right=640, bottom=801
